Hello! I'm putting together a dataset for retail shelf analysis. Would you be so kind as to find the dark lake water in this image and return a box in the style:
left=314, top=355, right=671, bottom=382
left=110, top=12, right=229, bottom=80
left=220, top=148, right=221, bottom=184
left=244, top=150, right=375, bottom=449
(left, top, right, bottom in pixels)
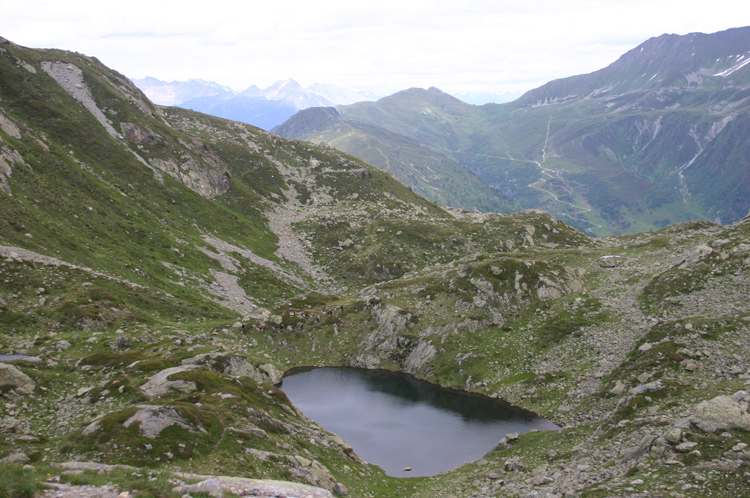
left=279, top=367, right=559, bottom=477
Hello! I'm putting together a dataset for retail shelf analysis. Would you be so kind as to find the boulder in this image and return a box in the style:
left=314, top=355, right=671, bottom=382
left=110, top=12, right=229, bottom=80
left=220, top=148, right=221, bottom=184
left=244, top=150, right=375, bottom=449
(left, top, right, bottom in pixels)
left=111, top=335, right=130, bottom=349
left=663, top=427, right=682, bottom=444
left=504, top=456, right=525, bottom=472
left=120, top=122, right=158, bottom=146
left=689, top=392, right=750, bottom=433
left=288, top=455, right=337, bottom=491
left=610, top=381, right=627, bottom=395
left=0, top=416, right=24, bottom=434
left=55, top=340, right=72, bottom=351
left=0, top=363, right=35, bottom=395
left=259, top=364, right=283, bottom=385
left=140, top=365, right=201, bottom=398
left=123, top=405, right=203, bottom=439
left=351, top=168, right=371, bottom=179
left=0, top=110, right=22, bottom=139
left=333, top=483, right=349, bottom=495
left=402, top=342, right=437, bottom=374
left=350, top=353, right=381, bottom=370
left=676, top=441, right=698, bottom=453
left=0, top=453, right=30, bottom=464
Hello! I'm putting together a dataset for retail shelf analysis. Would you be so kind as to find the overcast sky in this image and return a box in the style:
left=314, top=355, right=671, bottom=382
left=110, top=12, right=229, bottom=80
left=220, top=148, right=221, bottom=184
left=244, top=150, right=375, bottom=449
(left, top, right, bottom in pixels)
left=3, top=0, right=750, bottom=96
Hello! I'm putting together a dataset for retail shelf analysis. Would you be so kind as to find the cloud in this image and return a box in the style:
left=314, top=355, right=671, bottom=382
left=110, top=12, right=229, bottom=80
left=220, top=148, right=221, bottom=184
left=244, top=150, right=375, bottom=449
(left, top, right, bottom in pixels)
left=2, top=0, right=750, bottom=94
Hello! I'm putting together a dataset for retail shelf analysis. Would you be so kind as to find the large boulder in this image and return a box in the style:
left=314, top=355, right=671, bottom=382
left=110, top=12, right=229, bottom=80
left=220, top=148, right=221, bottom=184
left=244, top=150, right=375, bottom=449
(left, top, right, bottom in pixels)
left=403, top=342, right=437, bottom=374
left=0, top=453, right=30, bottom=464
left=259, top=364, right=283, bottom=385
left=689, top=391, right=750, bottom=433
left=0, top=363, right=35, bottom=395
left=123, top=405, right=204, bottom=439
left=140, top=365, right=201, bottom=398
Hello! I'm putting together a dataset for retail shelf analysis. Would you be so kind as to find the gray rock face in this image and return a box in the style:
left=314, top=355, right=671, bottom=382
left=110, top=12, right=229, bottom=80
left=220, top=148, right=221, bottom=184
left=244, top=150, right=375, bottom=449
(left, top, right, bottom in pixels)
left=0, top=363, right=35, bottom=395
left=150, top=157, right=229, bottom=199
left=140, top=365, right=201, bottom=398
left=288, top=455, right=337, bottom=491
left=689, top=392, right=750, bottom=433
left=120, top=123, right=158, bottom=146
left=123, top=405, right=203, bottom=439
left=350, top=353, right=381, bottom=369
left=352, top=304, right=413, bottom=368
left=259, top=364, right=283, bottom=385
left=403, top=341, right=437, bottom=374
left=182, top=354, right=278, bottom=385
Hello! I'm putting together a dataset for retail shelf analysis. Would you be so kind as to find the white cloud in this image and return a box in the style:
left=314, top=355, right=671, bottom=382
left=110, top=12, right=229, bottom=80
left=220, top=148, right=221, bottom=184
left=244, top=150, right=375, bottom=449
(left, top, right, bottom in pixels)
left=2, top=0, right=750, bottom=95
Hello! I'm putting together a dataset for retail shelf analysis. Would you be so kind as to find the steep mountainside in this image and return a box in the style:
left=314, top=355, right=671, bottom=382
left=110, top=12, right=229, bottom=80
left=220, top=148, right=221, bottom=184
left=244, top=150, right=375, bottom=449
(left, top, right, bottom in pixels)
left=2, top=37, right=750, bottom=498
left=276, top=27, right=750, bottom=237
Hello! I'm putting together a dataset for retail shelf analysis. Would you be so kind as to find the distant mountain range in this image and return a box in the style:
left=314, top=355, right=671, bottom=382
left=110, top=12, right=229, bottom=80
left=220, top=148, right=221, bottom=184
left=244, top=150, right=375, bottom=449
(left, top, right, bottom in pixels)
left=275, top=26, right=750, bottom=236
left=131, top=77, right=516, bottom=130
left=130, top=77, right=381, bottom=130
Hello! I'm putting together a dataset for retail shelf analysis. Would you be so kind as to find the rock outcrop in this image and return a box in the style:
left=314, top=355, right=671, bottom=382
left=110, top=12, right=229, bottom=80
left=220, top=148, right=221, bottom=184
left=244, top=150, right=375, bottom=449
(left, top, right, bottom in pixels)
left=689, top=391, right=750, bottom=433
left=123, top=405, right=204, bottom=439
left=120, top=122, right=157, bottom=145
left=403, top=341, right=437, bottom=374
left=149, top=156, right=229, bottom=199
left=0, top=363, right=35, bottom=395
left=140, top=365, right=201, bottom=398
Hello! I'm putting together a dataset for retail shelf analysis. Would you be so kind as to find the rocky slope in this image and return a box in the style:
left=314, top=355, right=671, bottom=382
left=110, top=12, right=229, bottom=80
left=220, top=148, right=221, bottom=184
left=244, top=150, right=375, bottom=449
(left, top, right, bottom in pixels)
left=1, top=37, right=750, bottom=498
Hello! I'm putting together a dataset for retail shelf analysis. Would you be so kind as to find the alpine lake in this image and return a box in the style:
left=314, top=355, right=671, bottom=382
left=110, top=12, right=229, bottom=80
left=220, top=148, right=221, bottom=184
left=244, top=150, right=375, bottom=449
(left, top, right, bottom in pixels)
left=279, top=367, right=559, bottom=477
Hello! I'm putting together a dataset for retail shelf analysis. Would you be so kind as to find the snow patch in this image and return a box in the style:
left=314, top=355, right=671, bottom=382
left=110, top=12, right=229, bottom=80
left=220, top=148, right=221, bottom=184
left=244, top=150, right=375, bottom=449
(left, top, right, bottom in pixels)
left=714, top=57, right=750, bottom=77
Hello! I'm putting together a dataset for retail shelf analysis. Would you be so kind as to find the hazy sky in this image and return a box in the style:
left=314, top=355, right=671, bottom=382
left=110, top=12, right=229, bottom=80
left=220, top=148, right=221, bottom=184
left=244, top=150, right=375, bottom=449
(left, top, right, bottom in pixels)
left=3, top=0, right=750, bottom=96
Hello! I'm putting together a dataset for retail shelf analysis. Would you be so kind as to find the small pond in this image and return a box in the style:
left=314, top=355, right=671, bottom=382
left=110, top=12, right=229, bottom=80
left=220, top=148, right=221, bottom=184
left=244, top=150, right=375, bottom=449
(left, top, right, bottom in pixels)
left=279, top=367, right=558, bottom=477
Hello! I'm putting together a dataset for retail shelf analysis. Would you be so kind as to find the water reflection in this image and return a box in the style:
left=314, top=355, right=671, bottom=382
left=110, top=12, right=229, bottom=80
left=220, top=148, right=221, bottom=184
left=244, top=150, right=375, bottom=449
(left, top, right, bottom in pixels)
left=280, top=367, right=558, bottom=477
